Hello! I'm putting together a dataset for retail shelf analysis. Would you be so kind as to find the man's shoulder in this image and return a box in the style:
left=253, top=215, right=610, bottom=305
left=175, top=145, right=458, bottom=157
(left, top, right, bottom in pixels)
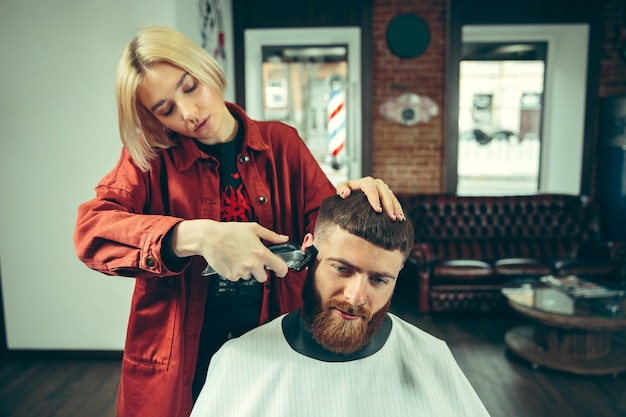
left=387, top=313, right=447, bottom=347
left=220, top=314, right=286, bottom=349
left=208, top=314, right=292, bottom=372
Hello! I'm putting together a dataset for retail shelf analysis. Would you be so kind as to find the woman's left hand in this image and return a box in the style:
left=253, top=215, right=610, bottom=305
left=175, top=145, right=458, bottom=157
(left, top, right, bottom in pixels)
left=336, top=176, right=405, bottom=221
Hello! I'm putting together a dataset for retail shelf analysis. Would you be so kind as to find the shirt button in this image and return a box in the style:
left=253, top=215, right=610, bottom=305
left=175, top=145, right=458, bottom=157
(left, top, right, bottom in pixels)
left=239, top=155, right=250, bottom=164
left=146, top=256, right=157, bottom=269
left=258, top=196, right=267, bottom=204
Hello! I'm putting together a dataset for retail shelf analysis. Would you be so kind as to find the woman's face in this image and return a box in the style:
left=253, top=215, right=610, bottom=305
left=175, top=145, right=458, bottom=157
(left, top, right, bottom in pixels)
left=137, top=62, right=232, bottom=144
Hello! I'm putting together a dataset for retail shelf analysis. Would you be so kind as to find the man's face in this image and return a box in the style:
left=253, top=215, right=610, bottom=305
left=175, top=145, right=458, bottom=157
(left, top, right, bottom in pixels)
left=301, top=226, right=405, bottom=354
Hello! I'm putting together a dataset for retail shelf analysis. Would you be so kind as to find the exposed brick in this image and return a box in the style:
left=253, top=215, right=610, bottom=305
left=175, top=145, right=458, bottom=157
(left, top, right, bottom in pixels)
left=372, top=0, right=446, bottom=192
left=372, top=0, right=625, bottom=195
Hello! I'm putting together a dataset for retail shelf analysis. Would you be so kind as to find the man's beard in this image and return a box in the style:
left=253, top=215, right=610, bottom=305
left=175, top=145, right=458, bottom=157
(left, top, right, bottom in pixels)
left=301, top=267, right=391, bottom=354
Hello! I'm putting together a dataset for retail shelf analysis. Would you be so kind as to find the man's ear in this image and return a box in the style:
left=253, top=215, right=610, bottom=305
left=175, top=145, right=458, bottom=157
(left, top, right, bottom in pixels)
left=301, top=233, right=314, bottom=250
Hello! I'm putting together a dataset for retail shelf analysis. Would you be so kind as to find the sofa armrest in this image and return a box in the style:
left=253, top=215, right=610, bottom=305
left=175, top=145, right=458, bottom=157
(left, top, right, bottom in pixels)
left=411, top=242, right=434, bottom=266
left=410, top=243, right=434, bottom=314
left=577, top=241, right=626, bottom=263
left=578, top=241, right=626, bottom=283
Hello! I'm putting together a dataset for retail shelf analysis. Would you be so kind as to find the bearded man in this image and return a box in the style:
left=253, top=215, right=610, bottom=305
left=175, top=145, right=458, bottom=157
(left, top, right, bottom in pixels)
left=190, top=191, right=491, bottom=417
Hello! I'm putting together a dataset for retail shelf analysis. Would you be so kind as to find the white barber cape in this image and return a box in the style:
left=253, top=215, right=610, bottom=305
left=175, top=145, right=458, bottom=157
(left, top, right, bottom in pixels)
left=191, top=312, right=491, bottom=417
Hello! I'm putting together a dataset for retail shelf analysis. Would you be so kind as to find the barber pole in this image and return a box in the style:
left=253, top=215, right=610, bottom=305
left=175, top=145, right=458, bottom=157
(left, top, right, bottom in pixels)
left=327, top=74, right=346, bottom=170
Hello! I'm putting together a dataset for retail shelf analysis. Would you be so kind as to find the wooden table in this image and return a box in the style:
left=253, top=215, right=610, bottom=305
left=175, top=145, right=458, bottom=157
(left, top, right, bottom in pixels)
left=503, top=286, right=626, bottom=375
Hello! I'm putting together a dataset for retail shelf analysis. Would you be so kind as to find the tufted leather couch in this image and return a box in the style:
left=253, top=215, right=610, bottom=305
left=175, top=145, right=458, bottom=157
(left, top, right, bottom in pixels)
left=397, top=194, right=626, bottom=314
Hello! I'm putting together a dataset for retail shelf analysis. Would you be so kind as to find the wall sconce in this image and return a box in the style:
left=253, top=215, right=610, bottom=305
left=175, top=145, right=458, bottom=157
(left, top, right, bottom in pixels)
left=386, top=13, right=431, bottom=59
left=379, top=93, right=439, bottom=126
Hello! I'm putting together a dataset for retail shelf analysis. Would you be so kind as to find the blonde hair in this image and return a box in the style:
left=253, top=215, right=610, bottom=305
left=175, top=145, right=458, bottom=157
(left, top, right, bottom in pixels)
left=115, top=26, right=227, bottom=171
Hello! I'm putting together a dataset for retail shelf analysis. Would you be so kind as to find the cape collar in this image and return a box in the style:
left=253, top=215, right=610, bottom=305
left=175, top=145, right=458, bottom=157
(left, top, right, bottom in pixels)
left=281, top=310, right=392, bottom=362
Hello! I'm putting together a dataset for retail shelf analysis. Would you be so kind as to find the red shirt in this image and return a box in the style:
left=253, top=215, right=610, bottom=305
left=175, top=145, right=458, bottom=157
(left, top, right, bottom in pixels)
left=74, top=103, right=336, bottom=417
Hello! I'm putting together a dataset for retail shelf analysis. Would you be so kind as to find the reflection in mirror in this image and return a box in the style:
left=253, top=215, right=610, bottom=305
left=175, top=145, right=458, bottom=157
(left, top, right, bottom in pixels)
left=261, top=45, right=349, bottom=182
left=457, top=42, right=546, bottom=195
left=245, top=28, right=363, bottom=186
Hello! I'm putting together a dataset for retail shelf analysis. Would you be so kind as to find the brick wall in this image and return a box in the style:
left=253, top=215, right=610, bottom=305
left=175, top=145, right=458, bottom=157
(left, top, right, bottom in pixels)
left=599, top=0, right=626, bottom=98
left=372, top=0, right=626, bottom=195
left=371, top=0, right=447, bottom=193
left=591, top=0, right=625, bottom=197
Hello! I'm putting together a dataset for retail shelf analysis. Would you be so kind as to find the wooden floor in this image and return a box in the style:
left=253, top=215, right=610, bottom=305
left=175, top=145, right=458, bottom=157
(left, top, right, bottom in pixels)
left=392, top=302, right=626, bottom=417
left=0, top=356, right=120, bottom=417
left=1, top=300, right=626, bottom=417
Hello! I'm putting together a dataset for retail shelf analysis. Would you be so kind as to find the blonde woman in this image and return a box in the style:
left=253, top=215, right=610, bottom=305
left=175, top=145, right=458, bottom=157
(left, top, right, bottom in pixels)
left=74, top=26, right=404, bottom=417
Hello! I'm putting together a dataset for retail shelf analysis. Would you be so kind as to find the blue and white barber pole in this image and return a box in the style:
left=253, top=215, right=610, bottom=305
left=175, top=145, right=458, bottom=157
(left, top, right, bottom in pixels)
left=327, top=74, right=346, bottom=170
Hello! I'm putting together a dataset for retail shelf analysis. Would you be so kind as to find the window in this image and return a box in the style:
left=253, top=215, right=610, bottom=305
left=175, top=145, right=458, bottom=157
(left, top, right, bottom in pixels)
left=457, top=42, right=546, bottom=195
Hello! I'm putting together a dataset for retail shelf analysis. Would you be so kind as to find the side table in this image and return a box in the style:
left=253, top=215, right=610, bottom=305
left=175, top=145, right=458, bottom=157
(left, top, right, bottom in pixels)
left=502, top=281, right=626, bottom=376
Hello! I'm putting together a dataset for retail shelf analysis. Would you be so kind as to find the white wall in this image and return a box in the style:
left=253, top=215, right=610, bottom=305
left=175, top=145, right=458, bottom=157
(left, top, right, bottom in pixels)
left=463, top=24, right=589, bottom=195
left=0, top=0, right=232, bottom=350
left=177, top=0, right=235, bottom=102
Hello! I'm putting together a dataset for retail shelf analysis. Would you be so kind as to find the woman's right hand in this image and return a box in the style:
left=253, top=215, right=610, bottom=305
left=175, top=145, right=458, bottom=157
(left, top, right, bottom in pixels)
left=170, top=220, right=290, bottom=282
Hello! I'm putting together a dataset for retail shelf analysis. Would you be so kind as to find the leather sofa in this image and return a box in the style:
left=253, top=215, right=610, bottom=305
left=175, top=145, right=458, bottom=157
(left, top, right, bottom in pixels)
left=397, top=193, right=626, bottom=314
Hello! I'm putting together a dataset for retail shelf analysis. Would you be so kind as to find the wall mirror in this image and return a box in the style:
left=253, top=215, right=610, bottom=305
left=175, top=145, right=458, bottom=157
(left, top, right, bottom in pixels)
left=244, top=28, right=362, bottom=185
left=457, top=41, right=546, bottom=195
left=455, top=24, right=589, bottom=196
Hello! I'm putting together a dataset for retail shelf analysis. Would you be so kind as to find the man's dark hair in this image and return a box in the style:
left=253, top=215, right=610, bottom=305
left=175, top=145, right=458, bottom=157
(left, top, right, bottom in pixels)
left=314, top=191, right=414, bottom=259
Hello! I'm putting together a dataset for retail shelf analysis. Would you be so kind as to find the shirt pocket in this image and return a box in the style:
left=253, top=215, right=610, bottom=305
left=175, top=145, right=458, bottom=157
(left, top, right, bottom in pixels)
left=123, top=277, right=178, bottom=370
